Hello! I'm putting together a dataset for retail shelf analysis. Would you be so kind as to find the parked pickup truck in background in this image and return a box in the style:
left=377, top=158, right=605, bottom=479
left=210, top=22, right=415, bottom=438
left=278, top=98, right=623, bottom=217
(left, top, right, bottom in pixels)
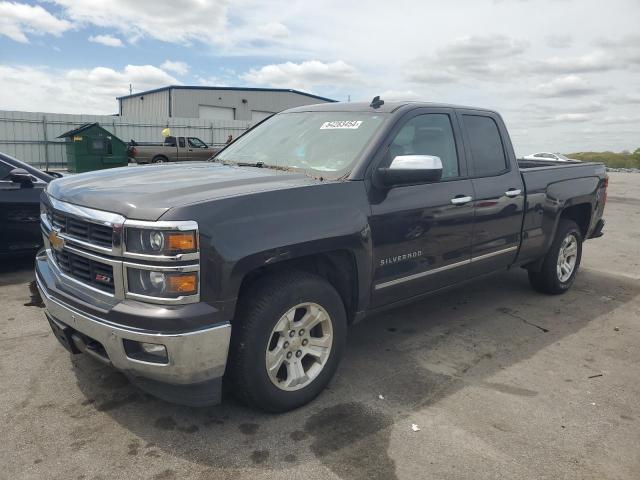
left=128, top=136, right=219, bottom=164
left=36, top=99, right=607, bottom=412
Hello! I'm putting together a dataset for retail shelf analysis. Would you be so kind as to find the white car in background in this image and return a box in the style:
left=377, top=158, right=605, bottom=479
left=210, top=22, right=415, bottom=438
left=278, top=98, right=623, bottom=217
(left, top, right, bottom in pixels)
left=524, top=152, right=579, bottom=162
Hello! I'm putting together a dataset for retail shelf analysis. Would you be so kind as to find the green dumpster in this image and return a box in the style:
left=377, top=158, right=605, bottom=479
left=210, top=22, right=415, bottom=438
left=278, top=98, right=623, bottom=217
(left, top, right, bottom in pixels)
left=57, top=123, right=128, bottom=173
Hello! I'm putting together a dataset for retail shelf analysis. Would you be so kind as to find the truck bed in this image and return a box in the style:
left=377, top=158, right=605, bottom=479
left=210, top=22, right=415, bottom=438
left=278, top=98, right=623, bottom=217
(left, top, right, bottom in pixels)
left=516, top=158, right=607, bottom=267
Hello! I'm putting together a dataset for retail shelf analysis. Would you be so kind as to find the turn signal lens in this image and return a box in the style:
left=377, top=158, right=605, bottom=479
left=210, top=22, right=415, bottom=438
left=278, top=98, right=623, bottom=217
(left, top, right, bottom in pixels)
left=167, top=273, right=197, bottom=294
left=167, top=232, right=196, bottom=251
left=127, top=269, right=198, bottom=298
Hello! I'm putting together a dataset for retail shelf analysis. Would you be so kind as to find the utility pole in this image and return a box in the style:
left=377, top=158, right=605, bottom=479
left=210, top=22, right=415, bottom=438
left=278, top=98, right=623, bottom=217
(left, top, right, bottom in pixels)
left=129, top=83, right=132, bottom=95
left=347, top=95, right=351, bottom=103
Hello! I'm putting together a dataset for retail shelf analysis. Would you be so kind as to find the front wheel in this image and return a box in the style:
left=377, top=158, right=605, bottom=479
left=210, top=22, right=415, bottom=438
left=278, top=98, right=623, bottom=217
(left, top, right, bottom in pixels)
left=528, top=219, right=583, bottom=294
left=229, top=270, right=347, bottom=412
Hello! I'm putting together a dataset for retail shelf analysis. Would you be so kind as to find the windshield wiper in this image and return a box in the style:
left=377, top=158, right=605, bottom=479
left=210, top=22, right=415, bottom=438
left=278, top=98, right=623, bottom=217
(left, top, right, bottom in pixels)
left=218, top=159, right=299, bottom=172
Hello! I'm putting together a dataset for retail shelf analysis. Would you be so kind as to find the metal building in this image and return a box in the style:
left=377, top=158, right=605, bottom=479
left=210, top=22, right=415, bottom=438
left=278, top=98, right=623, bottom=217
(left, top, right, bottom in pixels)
left=117, top=86, right=335, bottom=121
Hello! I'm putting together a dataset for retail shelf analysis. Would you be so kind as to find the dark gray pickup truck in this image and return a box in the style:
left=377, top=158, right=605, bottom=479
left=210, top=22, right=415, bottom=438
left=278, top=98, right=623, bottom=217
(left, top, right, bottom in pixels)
left=36, top=99, right=607, bottom=412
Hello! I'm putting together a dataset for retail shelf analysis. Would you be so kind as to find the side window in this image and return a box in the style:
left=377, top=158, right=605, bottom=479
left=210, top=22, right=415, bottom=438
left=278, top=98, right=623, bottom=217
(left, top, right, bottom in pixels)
left=388, top=114, right=459, bottom=179
left=462, top=115, right=508, bottom=177
left=178, top=137, right=186, bottom=148
left=188, top=137, right=206, bottom=148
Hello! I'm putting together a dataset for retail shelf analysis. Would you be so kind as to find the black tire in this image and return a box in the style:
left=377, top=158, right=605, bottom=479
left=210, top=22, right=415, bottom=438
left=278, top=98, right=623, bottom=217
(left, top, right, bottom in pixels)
left=152, top=156, right=167, bottom=164
left=228, top=270, right=347, bottom=412
left=528, top=219, right=583, bottom=294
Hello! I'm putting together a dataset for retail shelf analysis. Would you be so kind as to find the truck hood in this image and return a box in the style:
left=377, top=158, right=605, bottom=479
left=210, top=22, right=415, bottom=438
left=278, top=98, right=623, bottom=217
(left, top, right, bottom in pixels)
left=47, top=162, right=320, bottom=220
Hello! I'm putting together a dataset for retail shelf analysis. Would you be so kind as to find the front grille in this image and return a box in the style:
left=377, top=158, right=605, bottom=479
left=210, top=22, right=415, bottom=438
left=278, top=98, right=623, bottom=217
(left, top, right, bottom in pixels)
left=52, top=249, right=115, bottom=293
left=47, top=207, right=113, bottom=248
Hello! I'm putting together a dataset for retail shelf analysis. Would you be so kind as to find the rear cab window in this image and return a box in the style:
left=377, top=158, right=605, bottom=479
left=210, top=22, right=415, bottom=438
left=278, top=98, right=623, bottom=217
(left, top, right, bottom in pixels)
left=462, top=114, right=508, bottom=177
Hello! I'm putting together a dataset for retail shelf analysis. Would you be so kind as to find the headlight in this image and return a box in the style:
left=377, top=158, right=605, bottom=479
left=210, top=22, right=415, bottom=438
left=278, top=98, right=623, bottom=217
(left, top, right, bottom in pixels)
left=127, top=268, right=198, bottom=298
left=125, top=228, right=197, bottom=255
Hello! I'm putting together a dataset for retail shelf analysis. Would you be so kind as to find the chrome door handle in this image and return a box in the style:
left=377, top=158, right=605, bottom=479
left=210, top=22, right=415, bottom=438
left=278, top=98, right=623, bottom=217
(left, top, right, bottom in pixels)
left=451, top=195, right=473, bottom=205
left=505, top=189, right=522, bottom=197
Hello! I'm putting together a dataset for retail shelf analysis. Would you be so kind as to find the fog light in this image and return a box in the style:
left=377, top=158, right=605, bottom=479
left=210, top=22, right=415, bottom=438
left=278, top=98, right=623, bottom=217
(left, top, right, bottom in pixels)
left=141, top=342, right=167, bottom=357
left=123, top=339, right=168, bottom=364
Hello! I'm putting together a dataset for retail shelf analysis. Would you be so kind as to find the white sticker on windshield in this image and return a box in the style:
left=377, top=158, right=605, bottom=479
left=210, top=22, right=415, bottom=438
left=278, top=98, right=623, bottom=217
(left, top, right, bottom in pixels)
left=320, top=120, right=363, bottom=130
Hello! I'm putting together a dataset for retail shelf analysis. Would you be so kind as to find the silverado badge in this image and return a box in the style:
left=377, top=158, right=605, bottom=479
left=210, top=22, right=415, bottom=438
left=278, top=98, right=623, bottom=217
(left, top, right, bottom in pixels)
left=48, top=229, right=65, bottom=252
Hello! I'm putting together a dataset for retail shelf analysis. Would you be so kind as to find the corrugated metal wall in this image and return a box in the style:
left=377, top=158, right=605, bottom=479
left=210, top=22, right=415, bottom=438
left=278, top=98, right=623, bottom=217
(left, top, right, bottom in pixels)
left=0, top=110, right=251, bottom=169
left=119, top=90, right=170, bottom=118
left=170, top=89, right=328, bottom=120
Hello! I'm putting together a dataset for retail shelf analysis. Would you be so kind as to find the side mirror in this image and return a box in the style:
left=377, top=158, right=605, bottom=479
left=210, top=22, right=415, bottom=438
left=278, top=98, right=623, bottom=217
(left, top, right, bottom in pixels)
left=375, top=155, right=443, bottom=188
left=8, top=168, right=34, bottom=185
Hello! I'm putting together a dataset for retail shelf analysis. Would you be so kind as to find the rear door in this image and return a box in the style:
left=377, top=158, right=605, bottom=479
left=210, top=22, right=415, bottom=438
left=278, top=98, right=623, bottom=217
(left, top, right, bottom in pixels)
left=369, top=108, right=475, bottom=307
left=457, top=110, right=525, bottom=276
left=177, top=137, right=189, bottom=161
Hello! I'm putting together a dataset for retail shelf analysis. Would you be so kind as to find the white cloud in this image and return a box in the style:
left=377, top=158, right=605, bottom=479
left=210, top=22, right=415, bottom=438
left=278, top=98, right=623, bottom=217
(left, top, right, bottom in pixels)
left=257, top=22, right=290, bottom=38
left=242, top=60, right=359, bottom=91
left=0, top=1, right=71, bottom=43
left=596, top=115, right=640, bottom=125
left=533, top=75, right=600, bottom=97
left=539, top=51, right=614, bottom=74
left=406, top=34, right=529, bottom=83
left=553, top=113, right=592, bottom=122
left=88, top=34, right=123, bottom=47
left=195, top=75, right=226, bottom=86
left=379, top=90, right=422, bottom=101
left=51, top=0, right=227, bottom=44
left=547, top=34, right=572, bottom=49
left=160, top=60, right=189, bottom=75
left=0, top=64, right=178, bottom=114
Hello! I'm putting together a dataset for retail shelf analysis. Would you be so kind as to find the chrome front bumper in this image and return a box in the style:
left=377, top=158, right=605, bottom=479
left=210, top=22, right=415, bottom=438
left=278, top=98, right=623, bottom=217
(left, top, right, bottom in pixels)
left=36, top=253, right=231, bottom=394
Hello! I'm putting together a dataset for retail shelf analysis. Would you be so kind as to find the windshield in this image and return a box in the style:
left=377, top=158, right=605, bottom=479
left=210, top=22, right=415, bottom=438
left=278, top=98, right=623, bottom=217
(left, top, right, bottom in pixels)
left=215, top=111, right=388, bottom=178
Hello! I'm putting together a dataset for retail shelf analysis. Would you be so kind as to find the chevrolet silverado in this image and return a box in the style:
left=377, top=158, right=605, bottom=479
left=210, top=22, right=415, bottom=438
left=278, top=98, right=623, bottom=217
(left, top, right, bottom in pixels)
left=36, top=99, right=607, bottom=412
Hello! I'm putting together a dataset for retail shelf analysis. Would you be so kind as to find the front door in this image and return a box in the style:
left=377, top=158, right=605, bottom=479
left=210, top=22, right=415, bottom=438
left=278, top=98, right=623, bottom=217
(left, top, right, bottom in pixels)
left=188, top=137, right=211, bottom=160
left=369, top=110, right=475, bottom=307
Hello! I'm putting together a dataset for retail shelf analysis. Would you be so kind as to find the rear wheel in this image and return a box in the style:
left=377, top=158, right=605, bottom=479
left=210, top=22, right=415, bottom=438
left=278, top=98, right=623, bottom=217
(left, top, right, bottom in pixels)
left=528, top=219, right=583, bottom=294
left=229, top=270, right=347, bottom=412
left=152, top=156, right=167, bottom=164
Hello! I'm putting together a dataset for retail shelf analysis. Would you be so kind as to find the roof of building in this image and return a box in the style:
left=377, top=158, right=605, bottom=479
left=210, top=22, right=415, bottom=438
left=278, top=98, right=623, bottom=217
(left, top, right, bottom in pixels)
left=116, top=85, right=337, bottom=103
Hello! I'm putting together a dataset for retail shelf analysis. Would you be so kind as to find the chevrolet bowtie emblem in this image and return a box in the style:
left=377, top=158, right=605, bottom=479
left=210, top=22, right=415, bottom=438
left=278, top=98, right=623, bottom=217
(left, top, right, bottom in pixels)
left=48, top=229, right=65, bottom=252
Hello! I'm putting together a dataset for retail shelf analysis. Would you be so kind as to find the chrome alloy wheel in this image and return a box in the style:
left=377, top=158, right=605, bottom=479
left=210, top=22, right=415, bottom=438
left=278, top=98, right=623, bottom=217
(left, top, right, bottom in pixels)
left=557, top=234, right=578, bottom=282
left=265, top=303, right=333, bottom=391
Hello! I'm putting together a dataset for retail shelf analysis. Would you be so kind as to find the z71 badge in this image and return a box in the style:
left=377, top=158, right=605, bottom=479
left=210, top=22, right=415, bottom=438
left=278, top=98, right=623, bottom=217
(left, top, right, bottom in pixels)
left=380, top=251, right=423, bottom=266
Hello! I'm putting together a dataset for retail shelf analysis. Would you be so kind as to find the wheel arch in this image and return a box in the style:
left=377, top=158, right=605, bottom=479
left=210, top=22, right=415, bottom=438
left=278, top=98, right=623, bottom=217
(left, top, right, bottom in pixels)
left=235, top=249, right=361, bottom=324
left=559, top=203, right=592, bottom=239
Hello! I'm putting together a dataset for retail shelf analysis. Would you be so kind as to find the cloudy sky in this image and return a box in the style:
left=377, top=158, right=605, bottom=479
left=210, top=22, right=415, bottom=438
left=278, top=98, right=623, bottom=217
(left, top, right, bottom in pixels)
left=0, top=0, right=639, bottom=155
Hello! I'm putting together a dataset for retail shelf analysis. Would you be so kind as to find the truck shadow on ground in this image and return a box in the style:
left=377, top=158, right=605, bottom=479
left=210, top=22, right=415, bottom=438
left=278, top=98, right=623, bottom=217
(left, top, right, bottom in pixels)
left=68, top=268, right=639, bottom=480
